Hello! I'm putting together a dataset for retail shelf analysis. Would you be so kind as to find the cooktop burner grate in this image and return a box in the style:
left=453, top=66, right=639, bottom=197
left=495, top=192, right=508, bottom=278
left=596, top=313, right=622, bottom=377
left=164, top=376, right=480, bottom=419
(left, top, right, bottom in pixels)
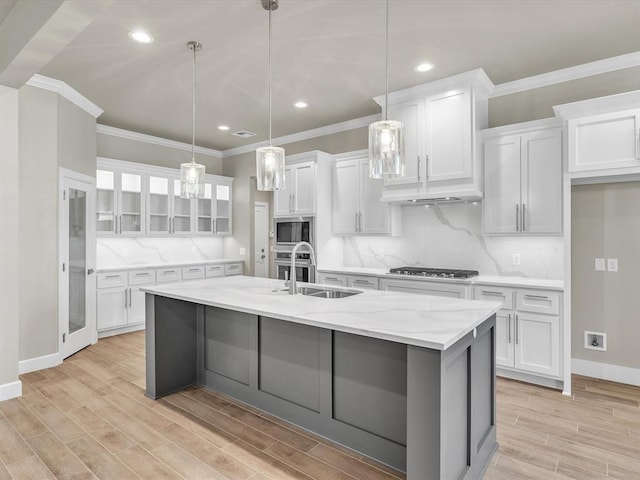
left=388, top=267, right=479, bottom=279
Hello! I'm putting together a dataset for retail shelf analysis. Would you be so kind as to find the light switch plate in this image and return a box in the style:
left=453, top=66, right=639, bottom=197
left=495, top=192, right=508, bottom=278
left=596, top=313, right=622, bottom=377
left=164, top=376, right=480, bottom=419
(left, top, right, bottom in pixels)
left=595, top=258, right=605, bottom=271
left=239, top=248, right=246, bottom=256
left=607, top=258, right=618, bottom=272
left=512, top=253, right=521, bottom=266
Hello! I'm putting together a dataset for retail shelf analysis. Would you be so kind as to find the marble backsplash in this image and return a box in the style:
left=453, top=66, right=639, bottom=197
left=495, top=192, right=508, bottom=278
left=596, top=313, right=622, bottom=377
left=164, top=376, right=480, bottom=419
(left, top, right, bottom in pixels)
left=342, top=203, right=564, bottom=279
left=97, top=237, right=225, bottom=269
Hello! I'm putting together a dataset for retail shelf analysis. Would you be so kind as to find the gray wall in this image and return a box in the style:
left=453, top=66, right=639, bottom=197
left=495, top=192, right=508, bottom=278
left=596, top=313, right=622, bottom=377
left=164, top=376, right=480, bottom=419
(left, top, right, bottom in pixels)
left=0, top=86, right=20, bottom=388
left=222, top=127, right=367, bottom=275
left=97, top=132, right=223, bottom=175
left=17, top=85, right=97, bottom=362
left=572, top=183, right=640, bottom=369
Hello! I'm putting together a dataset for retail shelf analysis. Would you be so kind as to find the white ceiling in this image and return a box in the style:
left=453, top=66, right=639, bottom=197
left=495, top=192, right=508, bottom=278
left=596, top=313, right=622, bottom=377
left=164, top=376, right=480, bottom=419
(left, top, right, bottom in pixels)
left=4, top=0, right=640, bottom=151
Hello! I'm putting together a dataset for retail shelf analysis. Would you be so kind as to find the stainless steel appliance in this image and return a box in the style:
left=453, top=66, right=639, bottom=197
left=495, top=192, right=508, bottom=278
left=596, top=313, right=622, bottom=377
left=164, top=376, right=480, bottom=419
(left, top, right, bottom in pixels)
left=274, top=217, right=313, bottom=247
left=388, top=267, right=479, bottom=279
left=274, top=251, right=316, bottom=283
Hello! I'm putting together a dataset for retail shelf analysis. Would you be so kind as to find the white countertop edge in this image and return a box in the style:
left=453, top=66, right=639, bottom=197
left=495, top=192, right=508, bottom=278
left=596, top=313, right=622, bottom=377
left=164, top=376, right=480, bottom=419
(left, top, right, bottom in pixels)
left=317, top=267, right=565, bottom=290
left=97, top=259, right=244, bottom=273
left=141, top=277, right=501, bottom=351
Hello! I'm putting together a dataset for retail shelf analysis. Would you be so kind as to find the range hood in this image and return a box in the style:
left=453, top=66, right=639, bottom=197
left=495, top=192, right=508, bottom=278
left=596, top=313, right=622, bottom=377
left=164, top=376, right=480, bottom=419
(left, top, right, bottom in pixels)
left=382, top=191, right=483, bottom=205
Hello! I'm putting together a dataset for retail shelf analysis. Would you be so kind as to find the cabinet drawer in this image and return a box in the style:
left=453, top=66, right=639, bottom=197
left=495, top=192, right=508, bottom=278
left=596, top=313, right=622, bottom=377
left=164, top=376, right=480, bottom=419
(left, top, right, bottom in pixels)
left=205, top=265, right=224, bottom=278
left=182, top=266, right=205, bottom=281
left=474, top=286, right=514, bottom=310
left=516, top=289, right=560, bottom=315
left=347, top=275, right=379, bottom=290
left=97, top=272, right=126, bottom=289
left=318, top=273, right=348, bottom=287
left=156, top=268, right=181, bottom=284
left=224, top=263, right=242, bottom=276
left=127, top=269, right=155, bottom=286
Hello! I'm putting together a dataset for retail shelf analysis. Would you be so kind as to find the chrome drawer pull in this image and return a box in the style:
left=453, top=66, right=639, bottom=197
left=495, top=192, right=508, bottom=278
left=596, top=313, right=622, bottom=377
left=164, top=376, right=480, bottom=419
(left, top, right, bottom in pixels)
left=481, top=290, right=504, bottom=296
left=188, top=268, right=200, bottom=272
left=524, top=294, right=549, bottom=300
left=105, top=275, right=120, bottom=279
left=135, top=272, right=150, bottom=276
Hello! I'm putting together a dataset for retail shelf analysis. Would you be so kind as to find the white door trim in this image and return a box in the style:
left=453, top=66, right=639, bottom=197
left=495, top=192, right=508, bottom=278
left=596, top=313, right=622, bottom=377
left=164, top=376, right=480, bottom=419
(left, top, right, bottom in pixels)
left=58, top=167, right=97, bottom=360
left=254, top=201, right=270, bottom=278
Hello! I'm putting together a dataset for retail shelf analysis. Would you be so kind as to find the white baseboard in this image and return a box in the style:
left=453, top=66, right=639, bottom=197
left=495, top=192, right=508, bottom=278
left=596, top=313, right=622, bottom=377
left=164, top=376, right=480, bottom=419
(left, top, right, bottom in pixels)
left=18, top=352, right=61, bottom=375
left=0, top=380, right=22, bottom=401
left=572, top=358, right=640, bottom=387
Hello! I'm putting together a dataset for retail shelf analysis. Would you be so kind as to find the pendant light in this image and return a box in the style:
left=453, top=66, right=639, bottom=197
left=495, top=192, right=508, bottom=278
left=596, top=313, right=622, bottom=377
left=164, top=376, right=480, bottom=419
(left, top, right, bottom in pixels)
left=180, top=41, right=205, bottom=199
left=256, top=0, right=285, bottom=191
left=369, top=0, right=405, bottom=179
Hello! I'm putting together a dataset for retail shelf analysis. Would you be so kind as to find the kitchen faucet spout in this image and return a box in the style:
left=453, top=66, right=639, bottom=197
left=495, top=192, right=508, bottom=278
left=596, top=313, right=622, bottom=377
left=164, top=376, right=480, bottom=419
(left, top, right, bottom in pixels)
left=290, top=241, right=316, bottom=294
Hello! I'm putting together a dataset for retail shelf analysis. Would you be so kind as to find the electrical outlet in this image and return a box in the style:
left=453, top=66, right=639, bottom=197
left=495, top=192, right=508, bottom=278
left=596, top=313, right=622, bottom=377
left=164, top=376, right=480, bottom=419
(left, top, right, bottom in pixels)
left=594, top=258, right=605, bottom=271
left=512, top=253, right=521, bottom=266
left=376, top=249, right=385, bottom=260
left=122, top=248, right=129, bottom=257
left=239, top=248, right=246, bottom=256
left=607, top=258, right=618, bottom=272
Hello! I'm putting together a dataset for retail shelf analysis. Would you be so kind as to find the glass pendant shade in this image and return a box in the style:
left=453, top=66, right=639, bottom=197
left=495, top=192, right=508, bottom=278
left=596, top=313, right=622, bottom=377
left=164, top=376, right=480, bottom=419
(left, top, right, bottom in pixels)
left=179, top=160, right=205, bottom=198
left=369, top=119, right=405, bottom=179
left=256, top=145, right=285, bottom=191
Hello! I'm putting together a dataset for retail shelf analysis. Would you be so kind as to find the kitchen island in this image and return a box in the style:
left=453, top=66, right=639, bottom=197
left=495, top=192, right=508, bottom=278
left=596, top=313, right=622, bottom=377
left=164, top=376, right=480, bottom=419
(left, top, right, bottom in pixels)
left=143, top=275, right=500, bottom=480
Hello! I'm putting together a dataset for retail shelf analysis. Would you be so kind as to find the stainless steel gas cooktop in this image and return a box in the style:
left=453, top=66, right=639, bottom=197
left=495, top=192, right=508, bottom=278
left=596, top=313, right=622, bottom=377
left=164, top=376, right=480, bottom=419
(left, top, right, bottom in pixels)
left=388, top=267, right=479, bottom=279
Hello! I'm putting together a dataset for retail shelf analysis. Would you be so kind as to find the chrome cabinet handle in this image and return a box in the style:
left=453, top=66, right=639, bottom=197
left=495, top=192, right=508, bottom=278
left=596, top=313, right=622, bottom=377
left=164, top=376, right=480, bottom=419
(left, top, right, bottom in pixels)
left=508, top=313, right=512, bottom=344
left=481, top=290, right=504, bottom=297
left=524, top=294, right=549, bottom=300
left=105, top=274, right=120, bottom=279
left=522, top=203, right=526, bottom=232
left=515, top=314, right=519, bottom=345
left=417, top=156, right=421, bottom=182
left=359, top=212, right=363, bottom=232
left=425, top=154, right=429, bottom=182
left=128, top=288, right=132, bottom=308
left=124, top=289, right=128, bottom=309
left=188, top=268, right=200, bottom=272
left=354, top=212, right=358, bottom=232
left=135, top=272, right=149, bottom=276
left=352, top=279, right=371, bottom=284
left=515, top=204, right=520, bottom=232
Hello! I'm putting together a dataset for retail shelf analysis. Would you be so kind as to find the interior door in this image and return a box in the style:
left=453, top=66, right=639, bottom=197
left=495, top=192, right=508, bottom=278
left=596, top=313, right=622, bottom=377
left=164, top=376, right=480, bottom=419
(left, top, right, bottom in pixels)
left=59, top=170, right=96, bottom=359
left=254, top=202, right=269, bottom=277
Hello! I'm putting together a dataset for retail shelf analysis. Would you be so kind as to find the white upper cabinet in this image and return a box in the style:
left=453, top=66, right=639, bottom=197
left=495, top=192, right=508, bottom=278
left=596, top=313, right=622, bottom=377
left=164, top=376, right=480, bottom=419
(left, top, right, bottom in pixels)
left=375, top=69, right=493, bottom=203
left=97, top=167, right=145, bottom=236
left=274, top=161, right=316, bottom=217
left=332, top=150, right=400, bottom=235
left=482, top=120, right=563, bottom=235
left=196, top=177, right=232, bottom=236
left=147, top=175, right=193, bottom=236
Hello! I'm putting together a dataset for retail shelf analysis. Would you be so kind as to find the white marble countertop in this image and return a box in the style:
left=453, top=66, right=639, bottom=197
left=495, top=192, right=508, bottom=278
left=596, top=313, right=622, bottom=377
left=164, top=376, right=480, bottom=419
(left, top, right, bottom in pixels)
left=142, top=275, right=501, bottom=351
left=317, top=266, right=564, bottom=290
left=97, top=258, right=244, bottom=273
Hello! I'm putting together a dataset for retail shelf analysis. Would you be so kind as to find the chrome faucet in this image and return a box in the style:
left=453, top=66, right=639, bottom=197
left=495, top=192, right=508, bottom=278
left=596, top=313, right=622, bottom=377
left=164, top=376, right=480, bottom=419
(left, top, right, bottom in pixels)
left=289, top=241, right=316, bottom=294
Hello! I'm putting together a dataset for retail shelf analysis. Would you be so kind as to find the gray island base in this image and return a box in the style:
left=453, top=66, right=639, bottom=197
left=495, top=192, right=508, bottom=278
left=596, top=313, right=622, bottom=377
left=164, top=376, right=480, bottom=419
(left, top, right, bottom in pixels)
left=144, top=277, right=499, bottom=480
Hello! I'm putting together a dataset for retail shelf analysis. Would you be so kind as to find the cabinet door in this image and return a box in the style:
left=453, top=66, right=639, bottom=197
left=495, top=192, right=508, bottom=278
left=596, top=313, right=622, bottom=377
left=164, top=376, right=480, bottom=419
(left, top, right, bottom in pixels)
left=380, top=279, right=467, bottom=298
left=148, top=175, right=170, bottom=234
left=171, top=179, right=193, bottom=235
left=214, top=182, right=232, bottom=235
left=425, top=88, right=472, bottom=183
left=96, top=170, right=117, bottom=235
left=514, top=312, right=559, bottom=377
left=347, top=275, right=379, bottom=290
left=127, top=287, right=147, bottom=325
left=274, top=168, right=293, bottom=217
left=495, top=311, right=514, bottom=368
left=120, top=172, right=143, bottom=235
left=483, top=135, right=521, bottom=234
left=385, top=99, right=423, bottom=186
left=568, top=109, right=640, bottom=172
left=196, top=182, right=214, bottom=235
left=292, top=163, right=315, bottom=215
left=318, top=273, right=348, bottom=287
left=332, top=159, right=360, bottom=234
left=359, top=159, right=388, bottom=234
left=96, top=287, right=127, bottom=330
left=521, top=129, right=562, bottom=233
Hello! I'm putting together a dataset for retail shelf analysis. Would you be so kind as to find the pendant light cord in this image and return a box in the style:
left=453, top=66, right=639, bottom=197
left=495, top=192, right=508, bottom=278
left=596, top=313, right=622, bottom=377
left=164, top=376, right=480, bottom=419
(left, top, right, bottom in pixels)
left=384, top=0, right=389, bottom=122
left=192, top=43, right=197, bottom=162
left=268, top=7, right=273, bottom=146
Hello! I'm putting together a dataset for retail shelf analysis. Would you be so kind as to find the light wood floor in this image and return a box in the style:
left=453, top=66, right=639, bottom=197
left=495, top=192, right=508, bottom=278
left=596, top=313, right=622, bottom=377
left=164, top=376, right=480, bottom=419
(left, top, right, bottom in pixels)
left=1, top=332, right=639, bottom=480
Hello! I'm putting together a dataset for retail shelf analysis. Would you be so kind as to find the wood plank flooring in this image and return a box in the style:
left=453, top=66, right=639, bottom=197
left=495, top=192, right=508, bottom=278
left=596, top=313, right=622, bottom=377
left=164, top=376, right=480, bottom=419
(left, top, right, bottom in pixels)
left=0, top=331, right=639, bottom=479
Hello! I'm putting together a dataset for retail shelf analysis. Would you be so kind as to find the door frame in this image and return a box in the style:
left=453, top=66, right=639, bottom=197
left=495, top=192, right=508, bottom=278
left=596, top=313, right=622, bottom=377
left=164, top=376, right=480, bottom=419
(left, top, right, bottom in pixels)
left=58, top=167, right=97, bottom=359
left=254, top=201, right=270, bottom=278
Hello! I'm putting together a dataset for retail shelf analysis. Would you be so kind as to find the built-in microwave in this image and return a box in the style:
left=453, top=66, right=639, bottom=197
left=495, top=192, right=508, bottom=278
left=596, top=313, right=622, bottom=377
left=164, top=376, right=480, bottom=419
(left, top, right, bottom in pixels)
left=274, top=217, right=313, bottom=247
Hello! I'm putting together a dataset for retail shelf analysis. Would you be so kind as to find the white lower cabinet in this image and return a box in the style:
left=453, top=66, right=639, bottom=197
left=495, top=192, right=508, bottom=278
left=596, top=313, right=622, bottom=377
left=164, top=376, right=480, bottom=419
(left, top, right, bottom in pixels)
left=474, top=285, right=561, bottom=380
left=379, top=278, right=469, bottom=298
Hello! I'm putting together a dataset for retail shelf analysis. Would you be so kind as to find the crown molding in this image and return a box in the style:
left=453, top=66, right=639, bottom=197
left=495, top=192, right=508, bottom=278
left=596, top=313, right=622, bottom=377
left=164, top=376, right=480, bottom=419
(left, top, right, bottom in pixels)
left=96, top=124, right=222, bottom=158
left=220, top=114, right=377, bottom=158
left=481, top=117, right=563, bottom=139
left=491, top=51, right=640, bottom=98
left=553, top=89, right=640, bottom=119
left=26, top=74, right=103, bottom=118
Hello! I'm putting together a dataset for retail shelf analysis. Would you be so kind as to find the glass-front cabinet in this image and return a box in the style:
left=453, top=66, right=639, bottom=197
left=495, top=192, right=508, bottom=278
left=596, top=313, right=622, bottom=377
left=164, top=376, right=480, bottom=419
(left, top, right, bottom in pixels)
left=147, top=175, right=193, bottom=236
left=96, top=166, right=144, bottom=236
left=196, top=176, right=232, bottom=236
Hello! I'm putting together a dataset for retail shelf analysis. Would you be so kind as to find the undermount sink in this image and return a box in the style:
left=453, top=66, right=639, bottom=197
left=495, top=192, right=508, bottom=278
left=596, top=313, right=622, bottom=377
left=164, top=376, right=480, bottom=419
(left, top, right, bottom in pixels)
left=296, top=286, right=362, bottom=299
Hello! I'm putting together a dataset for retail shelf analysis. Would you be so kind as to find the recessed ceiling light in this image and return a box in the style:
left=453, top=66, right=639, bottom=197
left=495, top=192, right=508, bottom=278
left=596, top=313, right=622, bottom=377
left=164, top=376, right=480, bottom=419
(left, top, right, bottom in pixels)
left=129, top=30, right=154, bottom=44
left=294, top=101, right=308, bottom=109
left=218, top=125, right=230, bottom=131
left=415, top=62, right=434, bottom=73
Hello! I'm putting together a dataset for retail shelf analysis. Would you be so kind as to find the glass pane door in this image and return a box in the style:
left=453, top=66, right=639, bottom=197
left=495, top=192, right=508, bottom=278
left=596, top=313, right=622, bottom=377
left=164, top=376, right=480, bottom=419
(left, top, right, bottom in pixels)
left=197, top=183, right=213, bottom=234
left=68, top=188, right=86, bottom=334
left=172, top=179, right=192, bottom=234
left=96, top=170, right=115, bottom=234
left=214, top=183, right=231, bottom=235
left=149, top=176, right=169, bottom=234
left=120, top=172, right=142, bottom=233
